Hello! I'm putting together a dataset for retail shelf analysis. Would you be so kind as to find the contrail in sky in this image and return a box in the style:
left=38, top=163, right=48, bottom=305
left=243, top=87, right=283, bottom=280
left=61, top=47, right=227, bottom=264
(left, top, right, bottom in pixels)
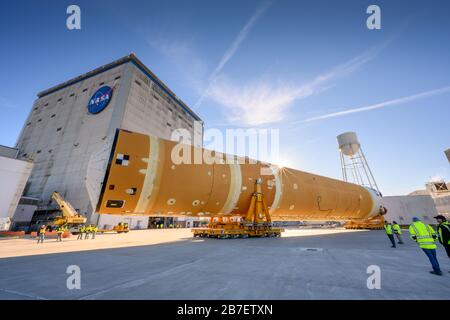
left=193, top=0, right=272, bottom=109
left=301, top=86, right=450, bottom=122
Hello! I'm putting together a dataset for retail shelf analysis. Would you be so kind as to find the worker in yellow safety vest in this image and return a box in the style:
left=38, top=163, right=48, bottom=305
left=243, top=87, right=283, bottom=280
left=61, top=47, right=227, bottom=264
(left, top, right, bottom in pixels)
left=91, top=225, right=98, bottom=239
left=56, top=226, right=65, bottom=242
left=85, top=225, right=91, bottom=239
left=383, top=222, right=396, bottom=248
left=77, top=225, right=85, bottom=240
left=434, top=215, right=450, bottom=268
left=392, top=221, right=404, bottom=244
left=409, top=217, right=442, bottom=276
left=37, top=225, right=46, bottom=244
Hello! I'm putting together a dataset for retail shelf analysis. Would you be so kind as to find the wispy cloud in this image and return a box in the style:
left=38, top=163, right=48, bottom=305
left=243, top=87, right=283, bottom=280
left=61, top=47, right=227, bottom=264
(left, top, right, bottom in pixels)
left=301, top=86, right=450, bottom=123
left=145, top=4, right=391, bottom=127
left=206, top=44, right=387, bottom=126
left=208, top=78, right=298, bottom=126
left=430, top=175, right=444, bottom=183
left=194, top=0, right=272, bottom=109
left=148, top=38, right=207, bottom=92
left=429, top=166, right=450, bottom=184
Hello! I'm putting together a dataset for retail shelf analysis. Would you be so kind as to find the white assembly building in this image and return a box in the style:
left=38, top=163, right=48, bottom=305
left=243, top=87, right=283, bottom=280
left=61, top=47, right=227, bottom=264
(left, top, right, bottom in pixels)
left=14, top=54, right=203, bottom=229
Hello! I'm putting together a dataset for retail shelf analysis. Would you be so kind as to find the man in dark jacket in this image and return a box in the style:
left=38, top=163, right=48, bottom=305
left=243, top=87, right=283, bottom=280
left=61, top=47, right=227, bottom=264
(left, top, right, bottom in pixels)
left=434, top=215, right=450, bottom=262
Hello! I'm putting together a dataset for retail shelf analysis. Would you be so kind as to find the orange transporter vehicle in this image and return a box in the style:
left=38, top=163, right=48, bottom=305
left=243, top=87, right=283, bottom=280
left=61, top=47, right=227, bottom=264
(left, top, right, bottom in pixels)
left=86, top=129, right=384, bottom=238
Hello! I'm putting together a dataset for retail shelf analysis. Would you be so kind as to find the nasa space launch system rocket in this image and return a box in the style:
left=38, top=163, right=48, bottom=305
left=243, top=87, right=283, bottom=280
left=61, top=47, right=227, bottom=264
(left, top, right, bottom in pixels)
left=86, top=129, right=382, bottom=221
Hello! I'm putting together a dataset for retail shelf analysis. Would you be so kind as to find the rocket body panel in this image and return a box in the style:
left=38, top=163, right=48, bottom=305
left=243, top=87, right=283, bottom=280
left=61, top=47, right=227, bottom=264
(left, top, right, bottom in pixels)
left=92, top=129, right=381, bottom=221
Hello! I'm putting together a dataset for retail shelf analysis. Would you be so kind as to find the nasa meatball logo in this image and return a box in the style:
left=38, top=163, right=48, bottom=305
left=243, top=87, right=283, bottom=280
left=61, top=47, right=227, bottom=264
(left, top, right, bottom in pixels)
left=88, top=86, right=113, bottom=114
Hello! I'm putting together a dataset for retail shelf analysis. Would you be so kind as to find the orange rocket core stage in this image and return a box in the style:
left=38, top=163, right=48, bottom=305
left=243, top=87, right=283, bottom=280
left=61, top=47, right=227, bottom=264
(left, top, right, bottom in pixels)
left=88, top=129, right=382, bottom=221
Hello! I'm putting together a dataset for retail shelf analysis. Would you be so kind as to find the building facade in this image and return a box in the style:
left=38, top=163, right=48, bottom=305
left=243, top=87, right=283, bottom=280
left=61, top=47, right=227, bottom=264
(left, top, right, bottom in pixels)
left=383, top=195, right=439, bottom=226
left=409, top=180, right=450, bottom=218
left=11, top=196, right=40, bottom=231
left=0, top=145, right=33, bottom=230
left=15, top=54, right=203, bottom=229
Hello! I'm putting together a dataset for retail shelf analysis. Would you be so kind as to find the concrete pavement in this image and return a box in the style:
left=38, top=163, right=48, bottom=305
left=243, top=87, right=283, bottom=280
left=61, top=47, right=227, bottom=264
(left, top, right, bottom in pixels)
left=0, top=228, right=449, bottom=300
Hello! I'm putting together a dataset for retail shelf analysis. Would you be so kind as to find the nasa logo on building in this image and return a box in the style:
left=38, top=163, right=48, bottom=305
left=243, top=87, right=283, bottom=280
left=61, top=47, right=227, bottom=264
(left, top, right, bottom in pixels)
left=88, top=86, right=113, bottom=114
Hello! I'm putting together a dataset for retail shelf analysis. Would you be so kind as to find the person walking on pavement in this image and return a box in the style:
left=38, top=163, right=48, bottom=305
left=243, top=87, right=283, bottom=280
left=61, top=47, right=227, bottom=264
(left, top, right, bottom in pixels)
left=384, top=221, right=396, bottom=248
left=56, top=225, right=65, bottom=242
left=91, top=225, right=98, bottom=239
left=37, top=225, right=46, bottom=244
left=392, top=221, right=404, bottom=244
left=84, top=225, right=91, bottom=239
left=409, top=217, right=442, bottom=276
left=434, top=215, right=450, bottom=264
left=77, top=225, right=85, bottom=240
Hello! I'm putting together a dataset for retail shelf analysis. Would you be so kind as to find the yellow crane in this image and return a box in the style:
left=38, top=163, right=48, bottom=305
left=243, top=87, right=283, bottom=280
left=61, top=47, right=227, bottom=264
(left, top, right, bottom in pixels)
left=112, top=222, right=129, bottom=233
left=51, top=191, right=87, bottom=228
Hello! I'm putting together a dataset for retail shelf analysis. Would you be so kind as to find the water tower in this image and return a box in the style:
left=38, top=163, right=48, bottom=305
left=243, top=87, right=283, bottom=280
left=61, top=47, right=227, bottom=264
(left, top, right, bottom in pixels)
left=445, top=148, right=450, bottom=164
left=337, top=132, right=380, bottom=193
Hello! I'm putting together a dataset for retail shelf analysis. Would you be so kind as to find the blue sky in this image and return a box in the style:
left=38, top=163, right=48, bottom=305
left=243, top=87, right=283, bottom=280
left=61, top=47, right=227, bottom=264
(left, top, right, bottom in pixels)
left=0, top=0, right=449, bottom=195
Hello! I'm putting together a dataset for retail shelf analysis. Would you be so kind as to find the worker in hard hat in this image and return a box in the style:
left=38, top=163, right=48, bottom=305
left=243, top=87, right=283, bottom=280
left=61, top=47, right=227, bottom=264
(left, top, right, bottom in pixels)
left=392, top=221, right=404, bottom=244
left=434, top=215, right=450, bottom=261
left=37, top=225, right=46, bottom=244
left=56, top=225, right=65, bottom=242
left=77, top=225, right=85, bottom=240
left=409, top=217, right=442, bottom=276
left=383, top=221, right=396, bottom=248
